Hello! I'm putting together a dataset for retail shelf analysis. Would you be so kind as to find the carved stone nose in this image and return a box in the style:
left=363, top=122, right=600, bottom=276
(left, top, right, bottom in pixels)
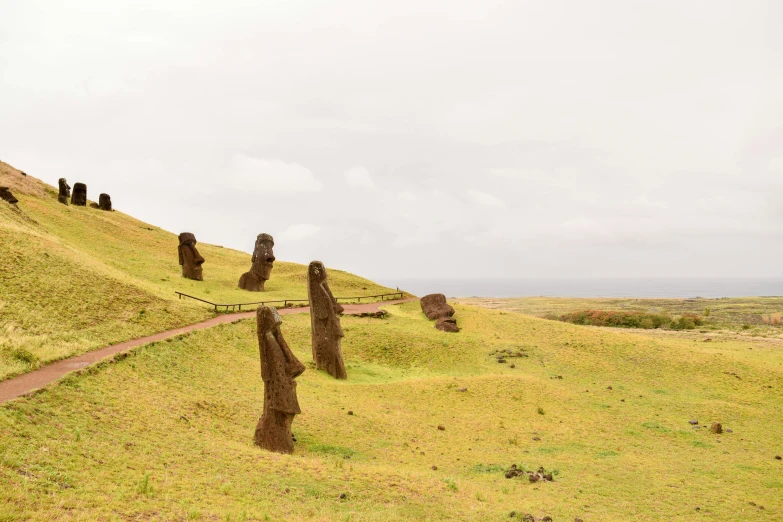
left=266, top=256, right=275, bottom=263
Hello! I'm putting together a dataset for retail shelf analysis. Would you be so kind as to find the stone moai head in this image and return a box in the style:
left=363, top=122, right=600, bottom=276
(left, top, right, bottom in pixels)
left=307, top=260, right=347, bottom=379
left=58, top=178, right=71, bottom=205
left=420, top=293, right=459, bottom=332
left=70, top=183, right=87, bottom=206
left=0, top=187, right=18, bottom=205
left=254, top=305, right=305, bottom=454
left=98, top=193, right=112, bottom=211
left=308, top=260, right=326, bottom=284
left=252, top=233, right=275, bottom=280
left=178, top=232, right=205, bottom=281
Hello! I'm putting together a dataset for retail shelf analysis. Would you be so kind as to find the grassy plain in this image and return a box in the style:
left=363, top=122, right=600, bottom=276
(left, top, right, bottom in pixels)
left=457, top=296, right=783, bottom=337
left=1, top=302, right=781, bottom=521
left=0, top=162, right=396, bottom=381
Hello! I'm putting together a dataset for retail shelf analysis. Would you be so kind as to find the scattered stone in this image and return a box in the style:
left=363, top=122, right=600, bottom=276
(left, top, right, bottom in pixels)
left=254, top=306, right=306, bottom=454
left=355, top=310, right=388, bottom=319
left=98, top=193, right=112, bottom=211
left=703, top=337, right=712, bottom=342
left=775, top=455, right=781, bottom=460
left=347, top=411, right=354, bottom=416
left=710, top=422, right=723, bottom=434
left=431, top=465, right=438, bottom=470
left=522, top=515, right=535, bottom=522
left=607, top=385, right=613, bottom=390
left=437, top=425, right=445, bottom=431
left=532, top=437, right=541, bottom=441
left=575, top=519, right=584, bottom=522
left=510, top=364, right=516, bottom=368
left=239, top=233, right=275, bottom=292
left=339, top=493, right=347, bottom=499
left=178, top=232, right=204, bottom=281
left=0, top=187, right=18, bottom=205
left=308, top=261, right=347, bottom=379
left=497, top=358, right=506, bottom=364
left=689, top=419, right=699, bottom=425
left=508, top=512, right=516, bottom=518
left=420, top=293, right=460, bottom=332
left=541, top=517, right=552, bottom=522
left=504, top=465, right=554, bottom=484
left=458, top=387, right=467, bottom=392
left=725, top=428, right=733, bottom=433
left=70, top=182, right=87, bottom=206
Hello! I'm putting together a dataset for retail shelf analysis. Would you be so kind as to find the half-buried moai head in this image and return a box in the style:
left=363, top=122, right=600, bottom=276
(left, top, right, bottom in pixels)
left=0, top=187, right=18, bottom=205
left=178, top=232, right=204, bottom=281
left=420, top=293, right=460, bottom=332
left=70, top=183, right=87, bottom=206
left=307, top=260, right=347, bottom=379
left=254, top=306, right=306, bottom=454
left=238, top=233, right=275, bottom=292
left=58, top=178, right=71, bottom=205
left=98, top=193, right=112, bottom=211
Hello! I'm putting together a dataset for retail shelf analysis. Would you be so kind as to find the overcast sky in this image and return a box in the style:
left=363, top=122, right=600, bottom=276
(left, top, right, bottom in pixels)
left=1, top=0, right=781, bottom=281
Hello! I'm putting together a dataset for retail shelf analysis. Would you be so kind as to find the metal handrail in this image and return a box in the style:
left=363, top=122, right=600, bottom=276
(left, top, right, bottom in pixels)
left=174, top=291, right=405, bottom=312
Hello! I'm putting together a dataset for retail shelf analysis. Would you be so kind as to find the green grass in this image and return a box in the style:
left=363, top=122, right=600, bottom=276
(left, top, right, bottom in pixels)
left=0, top=302, right=781, bottom=520
left=0, top=166, right=398, bottom=381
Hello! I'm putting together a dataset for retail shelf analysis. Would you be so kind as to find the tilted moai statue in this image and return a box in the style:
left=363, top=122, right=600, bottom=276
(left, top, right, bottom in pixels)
left=307, top=261, right=347, bottom=379
left=0, top=187, right=18, bottom=205
left=254, top=306, right=306, bottom=454
left=238, top=234, right=275, bottom=291
left=70, top=183, right=87, bottom=206
left=420, top=293, right=460, bottom=332
left=98, top=193, right=112, bottom=211
left=178, top=232, right=205, bottom=281
left=57, top=178, right=71, bottom=205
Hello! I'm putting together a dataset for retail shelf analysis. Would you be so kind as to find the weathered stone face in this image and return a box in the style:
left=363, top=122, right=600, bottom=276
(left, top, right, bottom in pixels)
left=254, top=306, right=306, bottom=454
left=0, top=187, right=18, bottom=205
left=70, top=183, right=87, bottom=206
left=307, top=260, right=347, bottom=379
left=98, top=193, right=112, bottom=211
left=238, top=233, right=275, bottom=292
left=178, top=232, right=204, bottom=281
left=58, top=178, right=71, bottom=205
left=420, top=293, right=460, bottom=332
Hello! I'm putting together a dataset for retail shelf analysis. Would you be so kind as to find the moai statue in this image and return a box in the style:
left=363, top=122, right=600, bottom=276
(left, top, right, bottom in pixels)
left=307, top=261, right=347, bottom=379
left=57, top=178, right=71, bottom=205
left=70, top=183, right=87, bottom=206
left=178, top=232, right=205, bottom=281
left=238, top=234, right=275, bottom=291
left=98, top=193, right=112, bottom=211
left=420, top=293, right=459, bottom=332
left=0, top=187, right=18, bottom=205
left=254, top=306, right=306, bottom=454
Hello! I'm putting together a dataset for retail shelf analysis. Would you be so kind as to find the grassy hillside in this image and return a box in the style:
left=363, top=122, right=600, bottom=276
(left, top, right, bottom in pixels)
left=1, top=302, right=781, bottom=520
left=0, top=161, right=397, bottom=381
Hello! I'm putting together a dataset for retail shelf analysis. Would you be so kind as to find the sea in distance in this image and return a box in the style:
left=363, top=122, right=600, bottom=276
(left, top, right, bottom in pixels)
left=379, top=278, right=783, bottom=299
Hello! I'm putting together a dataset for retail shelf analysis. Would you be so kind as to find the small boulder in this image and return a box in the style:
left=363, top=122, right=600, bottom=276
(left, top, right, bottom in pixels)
left=710, top=422, right=723, bottom=434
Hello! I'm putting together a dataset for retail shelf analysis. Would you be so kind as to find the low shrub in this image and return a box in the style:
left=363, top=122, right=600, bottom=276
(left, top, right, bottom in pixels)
left=558, top=310, right=672, bottom=329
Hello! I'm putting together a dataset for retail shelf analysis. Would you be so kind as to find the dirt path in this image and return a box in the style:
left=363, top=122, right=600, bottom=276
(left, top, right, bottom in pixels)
left=0, top=298, right=415, bottom=404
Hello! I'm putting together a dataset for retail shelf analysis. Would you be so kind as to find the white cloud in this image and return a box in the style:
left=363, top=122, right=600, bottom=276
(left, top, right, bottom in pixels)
left=466, top=189, right=505, bottom=207
left=231, top=155, right=323, bottom=193
left=397, top=191, right=416, bottom=202
left=343, top=166, right=375, bottom=189
left=279, top=223, right=321, bottom=241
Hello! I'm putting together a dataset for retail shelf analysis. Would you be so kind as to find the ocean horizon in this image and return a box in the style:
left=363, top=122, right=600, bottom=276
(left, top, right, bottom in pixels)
left=376, top=278, right=783, bottom=299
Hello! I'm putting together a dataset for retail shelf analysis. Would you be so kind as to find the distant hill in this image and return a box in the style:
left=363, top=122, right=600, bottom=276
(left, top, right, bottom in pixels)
left=0, top=160, right=396, bottom=381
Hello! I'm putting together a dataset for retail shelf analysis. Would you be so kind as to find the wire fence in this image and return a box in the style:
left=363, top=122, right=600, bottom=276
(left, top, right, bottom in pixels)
left=174, top=291, right=406, bottom=313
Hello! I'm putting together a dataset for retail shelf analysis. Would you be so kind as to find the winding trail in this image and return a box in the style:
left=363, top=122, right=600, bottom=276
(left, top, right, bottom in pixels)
left=0, top=298, right=415, bottom=405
